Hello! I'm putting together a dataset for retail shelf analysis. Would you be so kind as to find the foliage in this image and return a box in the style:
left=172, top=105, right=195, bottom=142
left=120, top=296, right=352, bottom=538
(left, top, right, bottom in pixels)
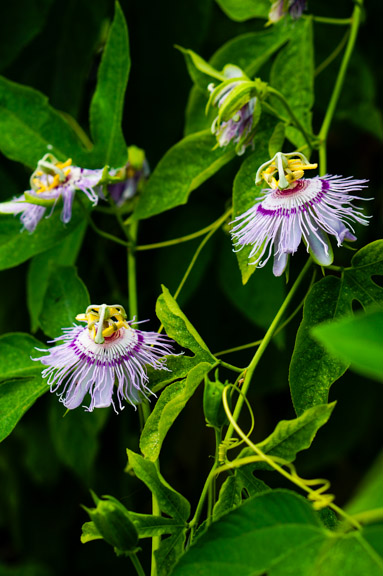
left=0, top=1, right=382, bottom=575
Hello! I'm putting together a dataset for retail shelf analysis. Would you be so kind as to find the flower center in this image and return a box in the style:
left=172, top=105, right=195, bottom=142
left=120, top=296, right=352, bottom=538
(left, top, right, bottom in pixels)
left=30, top=155, right=72, bottom=194
left=76, top=304, right=129, bottom=344
left=256, top=152, right=317, bottom=190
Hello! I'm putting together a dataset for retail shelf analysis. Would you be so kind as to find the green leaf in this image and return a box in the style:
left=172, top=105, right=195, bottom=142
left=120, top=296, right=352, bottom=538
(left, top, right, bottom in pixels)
left=126, top=449, right=190, bottom=523
left=140, top=362, right=212, bottom=461
left=89, top=1, right=130, bottom=168
left=0, top=205, right=87, bottom=271
left=215, top=0, right=269, bottom=21
left=0, top=76, right=86, bottom=168
left=213, top=475, right=242, bottom=521
left=27, top=222, right=87, bottom=332
left=290, top=241, right=383, bottom=415
left=81, top=521, right=103, bottom=544
left=133, top=130, right=235, bottom=220
left=49, top=402, right=109, bottom=482
left=178, top=47, right=226, bottom=90
left=185, top=27, right=292, bottom=134
left=231, top=117, right=277, bottom=283
left=149, top=285, right=216, bottom=391
left=155, top=529, right=187, bottom=576
left=126, top=513, right=186, bottom=538
left=38, top=265, right=90, bottom=338
left=270, top=17, right=314, bottom=149
left=172, top=490, right=383, bottom=576
left=240, top=403, right=336, bottom=470
left=312, top=308, right=383, bottom=382
left=0, top=333, right=47, bottom=443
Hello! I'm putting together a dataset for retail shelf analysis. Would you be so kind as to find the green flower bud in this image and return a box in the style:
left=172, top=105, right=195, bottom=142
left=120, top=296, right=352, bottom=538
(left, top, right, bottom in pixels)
left=83, top=493, right=139, bottom=555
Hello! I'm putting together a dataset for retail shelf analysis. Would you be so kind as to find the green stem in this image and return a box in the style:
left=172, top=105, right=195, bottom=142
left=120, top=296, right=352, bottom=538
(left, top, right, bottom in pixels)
left=128, top=219, right=139, bottom=320
left=219, top=360, right=245, bottom=373
left=308, top=15, right=352, bottom=25
left=350, top=508, right=383, bottom=526
left=136, top=207, right=232, bottom=251
left=318, top=1, right=363, bottom=175
left=224, top=258, right=313, bottom=444
left=130, top=553, right=146, bottom=576
left=267, top=87, right=313, bottom=151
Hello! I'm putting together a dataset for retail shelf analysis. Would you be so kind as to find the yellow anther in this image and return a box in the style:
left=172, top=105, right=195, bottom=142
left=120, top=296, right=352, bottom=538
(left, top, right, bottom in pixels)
left=56, top=158, right=72, bottom=170
left=259, top=155, right=317, bottom=189
left=76, top=304, right=129, bottom=343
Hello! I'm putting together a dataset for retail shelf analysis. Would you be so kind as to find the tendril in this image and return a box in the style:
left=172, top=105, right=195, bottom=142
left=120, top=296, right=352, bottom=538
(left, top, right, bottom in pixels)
left=220, top=385, right=361, bottom=528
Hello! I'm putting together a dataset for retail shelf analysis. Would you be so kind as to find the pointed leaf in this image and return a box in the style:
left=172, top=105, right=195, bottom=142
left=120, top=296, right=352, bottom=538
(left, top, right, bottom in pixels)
left=149, top=286, right=215, bottom=391
left=290, top=241, right=383, bottom=414
left=27, top=222, right=87, bottom=332
left=133, top=130, right=235, bottom=220
left=312, top=308, right=383, bottom=382
left=89, top=2, right=130, bottom=167
left=126, top=450, right=190, bottom=522
left=215, top=0, right=269, bottom=21
left=140, top=362, right=212, bottom=461
left=0, top=76, right=86, bottom=168
left=38, top=265, right=90, bottom=338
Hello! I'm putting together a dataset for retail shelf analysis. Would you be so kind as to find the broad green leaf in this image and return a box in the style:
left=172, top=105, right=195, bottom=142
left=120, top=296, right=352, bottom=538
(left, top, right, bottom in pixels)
left=231, top=117, right=276, bottom=283
left=0, top=76, right=86, bottom=168
left=133, top=130, right=235, bottom=220
left=185, top=27, right=292, bottom=134
left=346, top=452, right=383, bottom=516
left=172, top=490, right=383, bottom=576
left=0, top=333, right=47, bottom=443
left=270, top=17, right=314, bottom=149
left=312, top=308, right=383, bottom=382
left=126, top=449, right=190, bottom=523
left=290, top=241, right=383, bottom=415
left=27, top=222, right=87, bottom=332
left=89, top=2, right=130, bottom=168
left=0, top=333, right=45, bottom=380
left=213, top=476, right=242, bottom=521
left=268, top=121, right=285, bottom=158
left=215, top=0, right=269, bottom=21
left=0, top=205, right=87, bottom=271
left=49, top=401, right=109, bottom=482
left=149, top=285, right=215, bottom=391
left=239, top=403, right=335, bottom=470
left=140, top=362, right=212, bottom=461
left=155, top=528, right=187, bottom=576
left=126, top=513, right=185, bottom=538
left=38, top=265, right=90, bottom=338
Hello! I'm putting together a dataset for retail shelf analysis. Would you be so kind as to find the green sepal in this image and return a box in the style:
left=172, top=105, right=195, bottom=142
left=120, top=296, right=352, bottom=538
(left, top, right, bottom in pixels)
left=177, top=46, right=226, bottom=84
left=217, top=81, right=257, bottom=124
left=23, top=192, right=57, bottom=207
left=82, top=492, right=139, bottom=555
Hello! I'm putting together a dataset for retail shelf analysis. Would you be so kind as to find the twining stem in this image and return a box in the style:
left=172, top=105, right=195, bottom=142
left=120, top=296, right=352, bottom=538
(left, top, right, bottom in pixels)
left=158, top=207, right=232, bottom=335
left=267, top=87, right=313, bottom=151
left=214, top=268, right=317, bottom=357
left=130, top=553, right=146, bottom=576
left=136, top=207, right=232, bottom=251
left=223, top=258, right=313, bottom=445
left=318, top=0, right=364, bottom=174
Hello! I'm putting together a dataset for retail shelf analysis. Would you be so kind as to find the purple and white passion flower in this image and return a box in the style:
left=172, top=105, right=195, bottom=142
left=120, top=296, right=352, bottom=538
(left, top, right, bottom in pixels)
left=0, top=154, right=103, bottom=232
left=231, top=152, right=370, bottom=276
left=35, top=304, right=178, bottom=412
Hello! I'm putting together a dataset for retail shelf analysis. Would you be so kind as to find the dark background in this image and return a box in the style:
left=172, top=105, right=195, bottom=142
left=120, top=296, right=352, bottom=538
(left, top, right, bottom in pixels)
left=0, top=0, right=382, bottom=574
